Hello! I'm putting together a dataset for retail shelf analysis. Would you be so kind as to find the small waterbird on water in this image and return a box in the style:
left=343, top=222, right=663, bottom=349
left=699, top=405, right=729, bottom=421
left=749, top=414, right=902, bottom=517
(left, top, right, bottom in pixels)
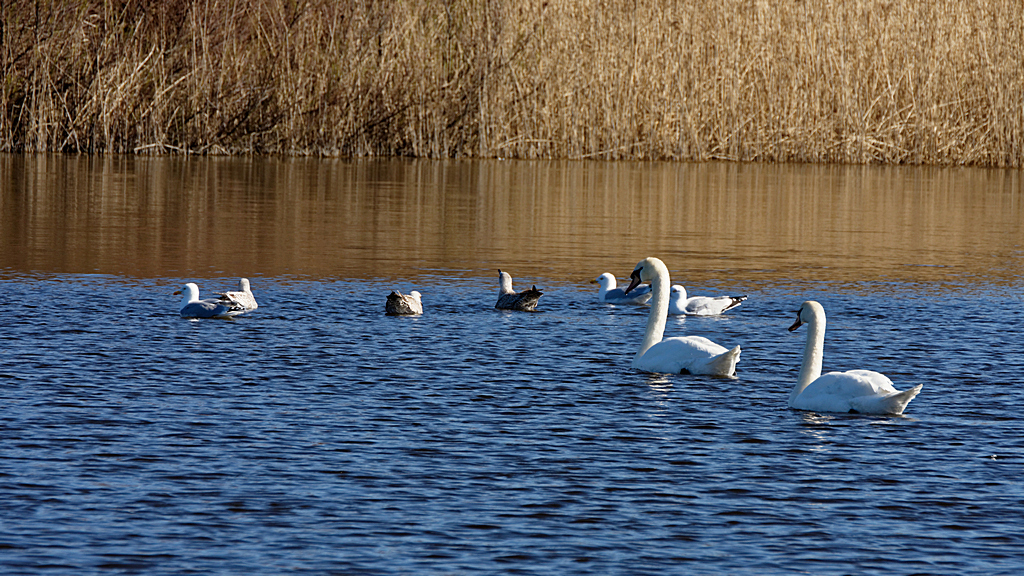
left=386, top=290, right=423, bottom=315
left=595, top=272, right=651, bottom=304
left=217, top=278, right=258, bottom=310
left=495, top=270, right=543, bottom=311
left=176, top=283, right=246, bottom=319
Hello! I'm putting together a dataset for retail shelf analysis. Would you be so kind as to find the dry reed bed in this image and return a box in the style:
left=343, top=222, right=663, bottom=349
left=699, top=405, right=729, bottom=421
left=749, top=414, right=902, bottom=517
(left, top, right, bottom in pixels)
left=2, top=0, right=1022, bottom=166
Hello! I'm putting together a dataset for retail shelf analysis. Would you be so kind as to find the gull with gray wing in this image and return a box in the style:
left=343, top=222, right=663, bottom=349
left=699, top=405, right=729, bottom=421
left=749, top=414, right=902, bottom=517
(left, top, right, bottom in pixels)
left=176, top=283, right=246, bottom=319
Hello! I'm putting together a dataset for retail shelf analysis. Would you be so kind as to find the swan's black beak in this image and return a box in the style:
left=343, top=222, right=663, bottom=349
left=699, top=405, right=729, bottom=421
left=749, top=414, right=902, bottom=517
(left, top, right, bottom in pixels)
left=624, top=267, right=643, bottom=294
left=788, top=310, right=804, bottom=332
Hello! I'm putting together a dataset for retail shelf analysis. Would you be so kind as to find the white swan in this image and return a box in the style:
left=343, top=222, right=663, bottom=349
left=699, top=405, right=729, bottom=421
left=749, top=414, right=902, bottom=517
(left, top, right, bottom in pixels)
left=596, top=272, right=651, bottom=304
left=217, top=278, right=258, bottom=310
left=496, top=270, right=543, bottom=311
left=787, top=300, right=922, bottom=414
left=175, top=283, right=245, bottom=319
left=623, top=257, right=741, bottom=376
left=669, top=285, right=746, bottom=315
left=386, top=290, right=423, bottom=315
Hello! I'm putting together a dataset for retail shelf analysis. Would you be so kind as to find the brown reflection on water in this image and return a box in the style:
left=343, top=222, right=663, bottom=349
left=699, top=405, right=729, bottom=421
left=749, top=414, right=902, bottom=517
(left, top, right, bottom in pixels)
left=1, top=154, right=1021, bottom=289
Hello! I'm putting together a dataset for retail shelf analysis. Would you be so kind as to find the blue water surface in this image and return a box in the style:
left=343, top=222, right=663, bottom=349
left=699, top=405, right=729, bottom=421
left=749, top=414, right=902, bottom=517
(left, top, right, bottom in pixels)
left=1, top=273, right=1022, bottom=575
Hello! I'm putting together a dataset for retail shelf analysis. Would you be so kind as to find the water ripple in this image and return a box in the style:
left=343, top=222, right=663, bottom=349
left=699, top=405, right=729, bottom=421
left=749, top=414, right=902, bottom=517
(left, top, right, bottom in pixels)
left=0, top=275, right=1022, bottom=575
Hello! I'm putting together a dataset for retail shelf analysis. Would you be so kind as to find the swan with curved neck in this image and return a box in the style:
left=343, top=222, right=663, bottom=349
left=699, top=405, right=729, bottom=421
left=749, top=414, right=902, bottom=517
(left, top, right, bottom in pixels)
left=623, top=257, right=741, bottom=376
left=787, top=300, right=922, bottom=414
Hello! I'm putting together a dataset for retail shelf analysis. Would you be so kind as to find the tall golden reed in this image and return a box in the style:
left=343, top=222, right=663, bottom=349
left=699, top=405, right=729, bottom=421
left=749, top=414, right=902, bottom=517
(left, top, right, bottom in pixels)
left=2, top=0, right=1022, bottom=166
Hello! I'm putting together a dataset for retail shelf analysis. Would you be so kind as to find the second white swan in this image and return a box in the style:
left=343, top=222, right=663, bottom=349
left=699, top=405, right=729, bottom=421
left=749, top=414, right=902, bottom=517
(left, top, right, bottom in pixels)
left=787, top=300, right=922, bottom=414
left=624, top=257, right=741, bottom=376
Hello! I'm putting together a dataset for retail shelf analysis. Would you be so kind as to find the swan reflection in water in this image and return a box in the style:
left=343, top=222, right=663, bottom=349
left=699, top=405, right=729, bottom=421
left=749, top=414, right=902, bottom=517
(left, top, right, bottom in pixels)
left=645, top=374, right=674, bottom=394
left=798, top=412, right=838, bottom=453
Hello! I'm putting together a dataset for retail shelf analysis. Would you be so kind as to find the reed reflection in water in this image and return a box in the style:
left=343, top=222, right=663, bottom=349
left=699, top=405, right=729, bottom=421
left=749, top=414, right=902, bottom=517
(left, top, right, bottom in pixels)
left=2, top=155, right=1024, bottom=575
left=1, top=155, right=1021, bottom=291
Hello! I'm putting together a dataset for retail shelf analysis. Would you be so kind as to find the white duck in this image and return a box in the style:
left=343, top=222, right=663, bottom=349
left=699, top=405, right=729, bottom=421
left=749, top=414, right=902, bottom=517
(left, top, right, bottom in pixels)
left=787, top=300, right=922, bottom=414
left=217, top=278, right=258, bottom=310
left=669, top=285, right=746, bottom=316
left=596, top=272, right=652, bottom=304
left=176, top=283, right=245, bottom=319
left=623, top=257, right=741, bottom=376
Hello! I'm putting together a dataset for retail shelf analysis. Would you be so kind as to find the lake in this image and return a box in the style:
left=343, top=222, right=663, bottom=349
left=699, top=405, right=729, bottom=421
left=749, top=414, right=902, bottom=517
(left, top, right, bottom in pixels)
left=1, top=155, right=1022, bottom=575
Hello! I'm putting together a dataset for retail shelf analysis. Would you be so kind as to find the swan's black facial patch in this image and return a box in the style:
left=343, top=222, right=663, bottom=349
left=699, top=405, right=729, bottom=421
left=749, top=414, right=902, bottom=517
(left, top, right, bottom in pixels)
left=624, top=267, right=644, bottom=294
left=788, top=310, right=804, bottom=332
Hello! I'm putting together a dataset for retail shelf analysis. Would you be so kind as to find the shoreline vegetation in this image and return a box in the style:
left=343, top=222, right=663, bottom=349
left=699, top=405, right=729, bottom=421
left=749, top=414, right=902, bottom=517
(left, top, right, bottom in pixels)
left=2, top=1, right=1022, bottom=166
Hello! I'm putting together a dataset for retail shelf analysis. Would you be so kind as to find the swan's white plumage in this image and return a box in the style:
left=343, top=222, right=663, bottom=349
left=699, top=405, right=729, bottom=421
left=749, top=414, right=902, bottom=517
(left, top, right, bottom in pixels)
left=632, top=334, right=740, bottom=375
left=596, top=272, right=651, bottom=304
left=788, top=300, right=922, bottom=415
left=624, top=257, right=740, bottom=376
left=668, top=285, right=746, bottom=316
